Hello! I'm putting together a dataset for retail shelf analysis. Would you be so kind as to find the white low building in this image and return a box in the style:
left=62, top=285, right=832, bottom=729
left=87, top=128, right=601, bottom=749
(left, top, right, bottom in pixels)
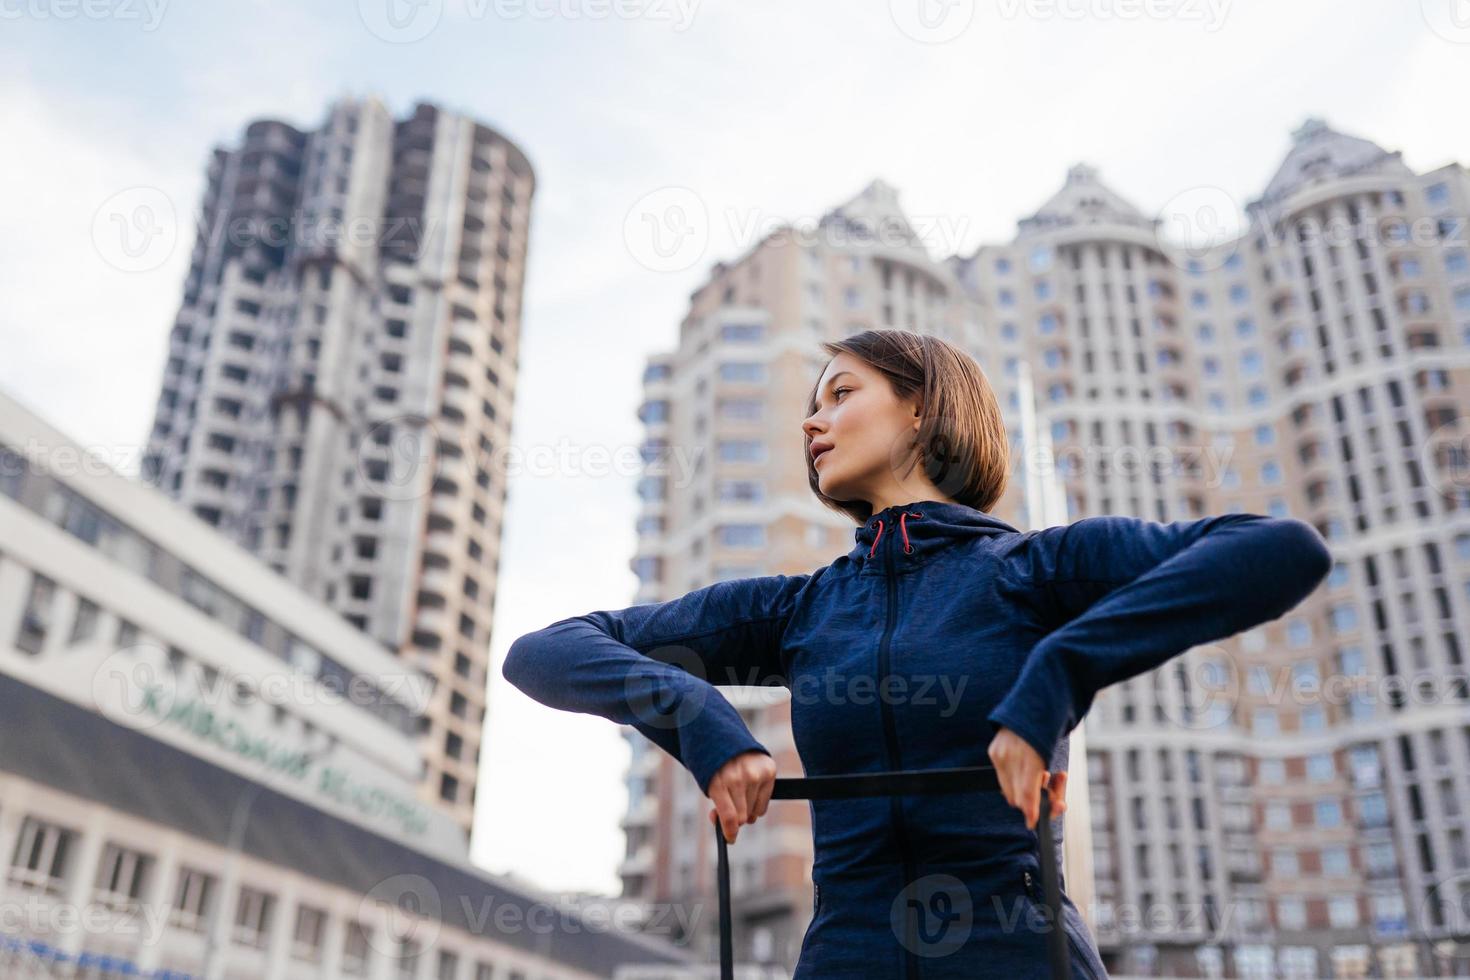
left=0, top=388, right=695, bottom=979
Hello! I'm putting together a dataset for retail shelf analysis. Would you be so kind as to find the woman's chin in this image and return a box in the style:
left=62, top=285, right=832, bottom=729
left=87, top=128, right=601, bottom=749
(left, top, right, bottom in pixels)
left=816, top=472, right=849, bottom=499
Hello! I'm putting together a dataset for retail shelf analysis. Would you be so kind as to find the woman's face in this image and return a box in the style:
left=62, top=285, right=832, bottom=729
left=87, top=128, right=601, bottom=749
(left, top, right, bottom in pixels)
left=802, top=352, right=922, bottom=506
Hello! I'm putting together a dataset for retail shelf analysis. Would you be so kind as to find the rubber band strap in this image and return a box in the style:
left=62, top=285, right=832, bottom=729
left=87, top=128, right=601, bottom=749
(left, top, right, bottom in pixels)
left=715, top=765, right=1071, bottom=980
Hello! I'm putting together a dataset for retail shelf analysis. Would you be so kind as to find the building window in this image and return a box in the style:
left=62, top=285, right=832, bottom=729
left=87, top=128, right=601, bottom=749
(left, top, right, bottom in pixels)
left=716, top=398, right=762, bottom=421
left=1359, top=792, right=1389, bottom=827
left=1365, top=842, right=1397, bottom=875
left=718, top=362, right=766, bottom=383
left=1321, top=845, right=1351, bottom=876
left=171, top=866, right=216, bottom=931
left=397, top=939, right=422, bottom=980
left=292, top=904, right=327, bottom=962
left=1266, top=802, right=1292, bottom=830
left=638, top=399, right=669, bottom=424
left=233, top=886, right=276, bottom=948
left=1330, top=603, right=1359, bottom=633
left=67, top=596, right=101, bottom=645
left=93, top=842, right=151, bottom=910
left=718, top=524, right=766, bottom=548
left=1276, top=897, right=1306, bottom=931
left=15, top=573, right=57, bottom=655
left=343, top=922, right=373, bottom=976
left=8, top=816, right=75, bottom=895
left=1287, top=619, right=1312, bottom=648
left=717, top=440, right=766, bottom=463
left=1328, top=895, right=1359, bottom=928
left=717, top=480, right=765, bottom=503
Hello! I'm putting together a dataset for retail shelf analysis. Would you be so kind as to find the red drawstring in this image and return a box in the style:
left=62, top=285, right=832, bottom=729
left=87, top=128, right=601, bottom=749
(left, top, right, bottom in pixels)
left=868, top=510, right=924, bottom=559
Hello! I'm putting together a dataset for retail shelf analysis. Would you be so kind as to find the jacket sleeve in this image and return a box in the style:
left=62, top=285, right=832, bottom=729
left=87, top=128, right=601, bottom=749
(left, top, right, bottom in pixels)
left=501, top=574, right=809, bottom=796
left=988, top=513, right=1333, bottom=764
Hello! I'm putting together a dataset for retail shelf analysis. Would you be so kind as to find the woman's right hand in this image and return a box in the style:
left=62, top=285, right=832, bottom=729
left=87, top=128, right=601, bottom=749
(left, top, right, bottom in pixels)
left=706, top=750, right=776, bottom=844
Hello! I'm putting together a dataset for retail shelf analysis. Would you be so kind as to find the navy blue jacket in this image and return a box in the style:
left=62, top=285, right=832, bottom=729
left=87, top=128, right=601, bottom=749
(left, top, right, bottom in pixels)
left=502, top=499, right=1333, bottom=979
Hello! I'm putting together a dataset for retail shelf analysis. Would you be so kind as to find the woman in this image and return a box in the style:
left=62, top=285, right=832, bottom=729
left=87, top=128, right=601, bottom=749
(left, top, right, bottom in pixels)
left=502, top=329, right=1332, bottom=979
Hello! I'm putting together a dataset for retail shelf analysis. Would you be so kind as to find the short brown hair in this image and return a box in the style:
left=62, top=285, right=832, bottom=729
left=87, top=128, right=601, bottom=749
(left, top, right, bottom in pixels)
left=804, top=329, right=1010, bottom=525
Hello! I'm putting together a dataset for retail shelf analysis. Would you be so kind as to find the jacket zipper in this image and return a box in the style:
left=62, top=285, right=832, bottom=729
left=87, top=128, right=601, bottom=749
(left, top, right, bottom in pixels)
left=876, top=517, right=922, bottom=980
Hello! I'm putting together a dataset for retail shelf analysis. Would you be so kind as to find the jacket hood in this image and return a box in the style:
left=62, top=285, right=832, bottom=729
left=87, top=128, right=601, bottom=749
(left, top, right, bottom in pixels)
left=847, top=498, right=1020, bottom=565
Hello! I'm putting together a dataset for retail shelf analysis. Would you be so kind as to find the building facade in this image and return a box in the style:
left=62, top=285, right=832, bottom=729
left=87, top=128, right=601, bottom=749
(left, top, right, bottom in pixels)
left=623, top=121, right=1470, bottom=979
left=0, top=388, right=692, bottom=979
left=137, top=97, right=534, bottom=836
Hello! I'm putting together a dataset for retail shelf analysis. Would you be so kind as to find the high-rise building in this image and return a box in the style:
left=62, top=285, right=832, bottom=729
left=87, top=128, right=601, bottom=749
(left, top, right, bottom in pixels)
left=625, top=120, right=1470, bottom=979
left=139, top=97, right=534, bottom=837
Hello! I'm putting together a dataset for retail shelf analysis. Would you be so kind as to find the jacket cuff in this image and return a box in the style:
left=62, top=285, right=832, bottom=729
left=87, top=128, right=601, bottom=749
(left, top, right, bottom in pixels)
left=987, top=644, right=1076, bottom=767
left=681, top=693, right=772, bottom=796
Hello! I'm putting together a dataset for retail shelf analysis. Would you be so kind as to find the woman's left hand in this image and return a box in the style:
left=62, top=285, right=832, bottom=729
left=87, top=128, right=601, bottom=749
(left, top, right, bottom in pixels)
left=987, top=726, right=1067, bottom=830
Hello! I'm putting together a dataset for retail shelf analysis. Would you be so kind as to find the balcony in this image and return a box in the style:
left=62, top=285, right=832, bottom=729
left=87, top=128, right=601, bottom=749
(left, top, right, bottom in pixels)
left=619, top=842, right=655, bottom=876
left=620, top=794, right=658, bottom=829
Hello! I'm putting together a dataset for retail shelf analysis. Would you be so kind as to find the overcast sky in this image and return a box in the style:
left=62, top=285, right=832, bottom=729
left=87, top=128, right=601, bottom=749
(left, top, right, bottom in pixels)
left=2, top=0, right=1467, bottom=897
